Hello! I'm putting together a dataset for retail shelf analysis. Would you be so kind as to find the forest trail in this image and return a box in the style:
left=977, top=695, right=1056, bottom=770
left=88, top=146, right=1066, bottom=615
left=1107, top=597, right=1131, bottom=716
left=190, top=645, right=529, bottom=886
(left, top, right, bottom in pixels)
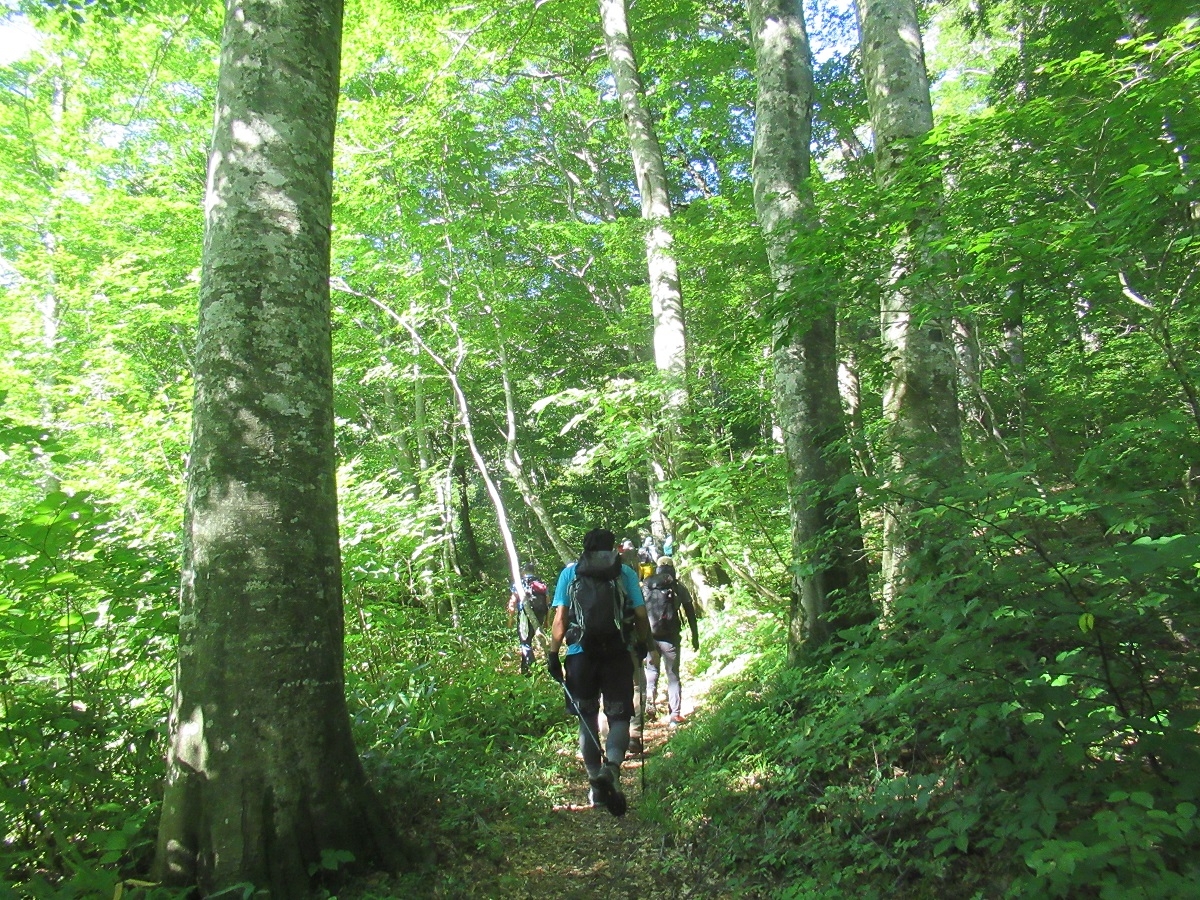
left=441, top=658, right=730, bottom=899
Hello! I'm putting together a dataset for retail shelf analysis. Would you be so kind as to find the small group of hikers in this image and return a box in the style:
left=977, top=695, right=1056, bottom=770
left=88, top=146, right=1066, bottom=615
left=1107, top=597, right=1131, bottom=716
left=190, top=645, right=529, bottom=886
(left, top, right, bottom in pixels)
left=508, top=528, right=699, bottom=816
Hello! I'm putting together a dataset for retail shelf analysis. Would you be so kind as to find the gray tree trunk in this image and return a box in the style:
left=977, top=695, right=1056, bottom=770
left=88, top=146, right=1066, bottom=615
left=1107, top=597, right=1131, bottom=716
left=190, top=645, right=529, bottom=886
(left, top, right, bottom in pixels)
left=858, top=0, right=963, bottom=609
left=153, top=1, right=402, bottom=894
left=749, top=0, right=871, bottom=660
left=599, top=0, right=690, bottom=552
left=598, top=0, right=687, bottom=403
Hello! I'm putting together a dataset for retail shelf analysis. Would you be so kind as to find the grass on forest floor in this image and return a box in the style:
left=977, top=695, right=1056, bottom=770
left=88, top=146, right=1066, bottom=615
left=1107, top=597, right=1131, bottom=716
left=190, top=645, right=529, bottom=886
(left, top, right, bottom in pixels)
left=342, top=606, right=759, bottom=899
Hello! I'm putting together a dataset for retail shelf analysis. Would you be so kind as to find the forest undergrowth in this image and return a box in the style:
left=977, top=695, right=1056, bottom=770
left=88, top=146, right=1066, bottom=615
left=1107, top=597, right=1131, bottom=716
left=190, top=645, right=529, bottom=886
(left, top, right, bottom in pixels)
left=339, top=601, right=739, bottom=900
left=338, top=488, right=1200, bottom=900
left=5, top=484, right=1200, bottom=899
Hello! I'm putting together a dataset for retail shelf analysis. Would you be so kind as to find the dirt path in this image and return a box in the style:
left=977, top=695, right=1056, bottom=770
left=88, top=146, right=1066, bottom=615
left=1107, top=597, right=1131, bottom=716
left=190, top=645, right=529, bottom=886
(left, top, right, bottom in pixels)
left=458, top=661, right=727, bottom=899
left=499, top=716, right=685, bottom=899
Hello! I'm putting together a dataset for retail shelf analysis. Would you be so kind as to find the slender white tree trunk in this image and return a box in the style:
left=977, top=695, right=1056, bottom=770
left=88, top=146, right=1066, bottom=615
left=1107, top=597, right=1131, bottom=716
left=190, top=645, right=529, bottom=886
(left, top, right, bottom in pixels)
left=365, top=294, right=528, bottom=614
left=598, top=0, right=687, bottom=404
left=598, top=0, right=691, bottom=557
left=600, top=0, right=704, bottom=590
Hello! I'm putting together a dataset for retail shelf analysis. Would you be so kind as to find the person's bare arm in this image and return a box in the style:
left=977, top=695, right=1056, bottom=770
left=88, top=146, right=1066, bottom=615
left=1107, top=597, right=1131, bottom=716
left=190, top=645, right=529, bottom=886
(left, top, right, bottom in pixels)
left=550, top=605, right=568, bottom=654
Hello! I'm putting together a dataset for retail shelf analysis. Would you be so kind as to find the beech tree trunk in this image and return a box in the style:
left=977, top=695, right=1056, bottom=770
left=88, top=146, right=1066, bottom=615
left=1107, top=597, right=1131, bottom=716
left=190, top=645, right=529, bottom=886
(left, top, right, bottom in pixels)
left=749, top=0, right=870, bottom=660
left=598, top=0, right=687, bottom=406
left=858, top=0, right=963, bottom=609
left=153, top=1, right=402, bottom=894
left=599, top=0, right=690, bottom=550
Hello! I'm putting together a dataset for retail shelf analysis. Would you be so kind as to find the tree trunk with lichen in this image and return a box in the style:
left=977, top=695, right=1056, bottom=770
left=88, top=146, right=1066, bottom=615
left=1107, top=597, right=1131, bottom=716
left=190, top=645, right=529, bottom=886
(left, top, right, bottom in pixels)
left=153, top=1, right=403, bottom=894
left=859, top=0, right=963, bottom=610
left=750, top=0, right=870, bottom=661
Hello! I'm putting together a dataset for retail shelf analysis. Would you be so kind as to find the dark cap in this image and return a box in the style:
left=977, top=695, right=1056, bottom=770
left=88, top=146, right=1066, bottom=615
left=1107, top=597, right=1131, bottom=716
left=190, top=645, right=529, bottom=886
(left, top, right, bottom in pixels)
left=583, top=528, right=615, bottom=552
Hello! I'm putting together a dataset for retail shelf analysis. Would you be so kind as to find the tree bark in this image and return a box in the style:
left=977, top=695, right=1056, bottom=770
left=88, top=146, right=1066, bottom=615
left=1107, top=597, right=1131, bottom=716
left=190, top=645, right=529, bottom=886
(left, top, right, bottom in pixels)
left=598, top=0, right=691, bottom=548
left=598, top=0, right=687, bottom=405
left=749, top=0, right=871, bottom=660
left=495, top=314, right=575, bottom=566
left=454, top=456, right=484, bottom=579
left=858, top=0, right=963, bottom=609
left=154, top=1, right=403, bottom=894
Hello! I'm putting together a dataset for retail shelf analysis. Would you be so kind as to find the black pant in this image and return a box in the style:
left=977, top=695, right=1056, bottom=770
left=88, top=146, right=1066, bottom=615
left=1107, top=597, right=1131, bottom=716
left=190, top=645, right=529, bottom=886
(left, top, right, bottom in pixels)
left=563, top=646, right=634, bottom=720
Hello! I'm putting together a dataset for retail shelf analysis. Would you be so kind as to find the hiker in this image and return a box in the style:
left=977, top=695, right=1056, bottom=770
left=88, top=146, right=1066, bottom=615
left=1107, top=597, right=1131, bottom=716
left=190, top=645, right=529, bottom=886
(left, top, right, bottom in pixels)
left=548, top=528, right=651, bottom=816
left=508, top=562, right=550, bottom=676
left=619, top=538, right=639, bottom=571
left=636, top=547, right=656, bottom=583
left=642, top=555, right=699, bottom=726
left=640, top=533, right=660, bottom=561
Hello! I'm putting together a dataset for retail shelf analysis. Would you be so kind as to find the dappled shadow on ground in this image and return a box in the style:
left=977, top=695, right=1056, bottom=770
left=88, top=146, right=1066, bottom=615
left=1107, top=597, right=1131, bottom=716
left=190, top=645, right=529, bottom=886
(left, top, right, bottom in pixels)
left=376, top=664, right=734, bottom=899
left=487, top=714, right=745, bottom=900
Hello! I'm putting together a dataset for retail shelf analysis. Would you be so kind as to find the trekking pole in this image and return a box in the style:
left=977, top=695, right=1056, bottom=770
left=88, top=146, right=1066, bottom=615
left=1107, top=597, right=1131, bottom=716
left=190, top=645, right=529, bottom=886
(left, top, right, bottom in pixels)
left=638, top=675, right=647, bottom=793
left=555, top=669, right=606, bottom=761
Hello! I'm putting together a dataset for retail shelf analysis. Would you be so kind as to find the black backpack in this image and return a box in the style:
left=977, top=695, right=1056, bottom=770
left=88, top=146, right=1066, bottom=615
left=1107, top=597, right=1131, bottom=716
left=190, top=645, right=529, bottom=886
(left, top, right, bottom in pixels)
left=644, top=574, right=678, bottom=640
left=565, top=550, right=631, bottom=653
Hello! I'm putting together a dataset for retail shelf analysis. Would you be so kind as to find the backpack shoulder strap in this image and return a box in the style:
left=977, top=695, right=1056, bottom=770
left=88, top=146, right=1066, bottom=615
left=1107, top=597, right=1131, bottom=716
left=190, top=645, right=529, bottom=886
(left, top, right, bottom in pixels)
left=614, top=575, right=631, bottom=613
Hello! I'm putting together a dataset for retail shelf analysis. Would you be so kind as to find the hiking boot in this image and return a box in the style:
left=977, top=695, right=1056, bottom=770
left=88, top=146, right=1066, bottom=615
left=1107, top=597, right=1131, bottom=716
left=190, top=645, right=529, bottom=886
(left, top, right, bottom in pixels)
left=669, top=713, right=686, bottom=726
left=628, top=736, right=643, bottom=755
left=588, top=767, right=627, bottom=817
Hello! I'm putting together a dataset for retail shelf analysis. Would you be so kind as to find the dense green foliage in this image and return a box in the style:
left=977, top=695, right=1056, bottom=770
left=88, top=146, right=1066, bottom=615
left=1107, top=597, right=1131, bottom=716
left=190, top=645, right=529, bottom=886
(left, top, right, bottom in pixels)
left=661, top=488, right=1200, bottom=897
left=0, top=0, right=1197, bottom=896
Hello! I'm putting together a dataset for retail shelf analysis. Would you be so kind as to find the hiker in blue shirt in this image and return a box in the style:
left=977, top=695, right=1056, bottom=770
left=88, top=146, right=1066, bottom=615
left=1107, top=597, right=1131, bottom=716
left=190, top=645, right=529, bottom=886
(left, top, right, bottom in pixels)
left=548, top=528, right=650, bottom=816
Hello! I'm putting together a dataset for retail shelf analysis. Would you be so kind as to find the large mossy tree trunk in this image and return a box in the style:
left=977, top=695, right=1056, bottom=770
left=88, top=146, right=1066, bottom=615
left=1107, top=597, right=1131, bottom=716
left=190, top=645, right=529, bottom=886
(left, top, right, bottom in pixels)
left=749, top=0, right=871, bottom=660
left=153, top=1, right=402, bottom=894
left=859, top=0, right=963, bottom=609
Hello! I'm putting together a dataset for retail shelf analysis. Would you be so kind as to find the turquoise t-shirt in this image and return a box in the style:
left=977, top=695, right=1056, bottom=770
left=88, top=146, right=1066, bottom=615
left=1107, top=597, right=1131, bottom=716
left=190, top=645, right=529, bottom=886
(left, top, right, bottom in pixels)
left=552, top=562, right=644, bottom=656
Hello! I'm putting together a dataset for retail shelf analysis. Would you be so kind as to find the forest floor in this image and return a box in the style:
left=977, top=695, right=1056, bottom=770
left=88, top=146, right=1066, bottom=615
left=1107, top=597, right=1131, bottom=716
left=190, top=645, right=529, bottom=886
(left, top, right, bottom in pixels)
left=398, top=656, right=737, bottom=900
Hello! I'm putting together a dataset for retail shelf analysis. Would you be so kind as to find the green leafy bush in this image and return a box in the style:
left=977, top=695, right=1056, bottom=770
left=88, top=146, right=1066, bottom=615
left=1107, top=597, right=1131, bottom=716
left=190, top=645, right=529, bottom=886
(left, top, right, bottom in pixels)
left=344, top=598, right=570, bottom=885
left=0, top=488, right=177, bottom=897
left=653, top=472, right=1200, bottom=898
